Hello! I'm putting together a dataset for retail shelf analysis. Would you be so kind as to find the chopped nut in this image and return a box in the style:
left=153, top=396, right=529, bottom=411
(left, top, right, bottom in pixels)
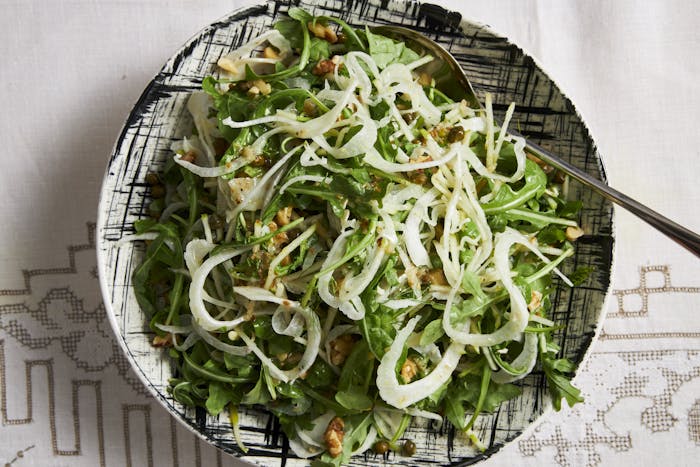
left=251, top=79, right=272, bottom=95
left=324, top=417, right=345, bottom=458
left=329, top=334, right=355, bottom=366
left=152, top=334, right=172, bottom=347
left=275, top=206, right=293, bottom=226
left=417, top=72, right=432, bottom=86
left=421, top=268, right=447, bottom=286
left=408, top=171, right=428, bottom=185
left=308, top=21, right=338, bottom=43
left=247, top=85, right=260, bottom=96
left=565, top=226, right=585, bottom=241
left=228, top=177, right=256, bottom=204
left=272, top=230, right=290, bottom=251
left=263, top=46, right=279, bottom=59
left=528, top=290, right=543, bottom=312
left=240, top=146, right=255, bottom=160
left=447, top=126, right=465, bottom=143
left=312, top=59, right=337, bottom=76
left=251, top=155, right=268, bottom=167
left=400, top=357, right=418, bottom=383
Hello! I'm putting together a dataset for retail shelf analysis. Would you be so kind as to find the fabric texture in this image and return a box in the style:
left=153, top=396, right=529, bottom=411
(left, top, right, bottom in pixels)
left=0, top=1, right=698, bottom=465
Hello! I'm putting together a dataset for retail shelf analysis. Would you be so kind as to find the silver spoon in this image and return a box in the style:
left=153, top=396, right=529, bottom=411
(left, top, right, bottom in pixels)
left=372, top=25, right=700, bottom=258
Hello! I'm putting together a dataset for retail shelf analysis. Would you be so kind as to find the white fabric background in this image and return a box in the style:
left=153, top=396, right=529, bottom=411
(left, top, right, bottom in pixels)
left=1, top=1, right=699, bottom=466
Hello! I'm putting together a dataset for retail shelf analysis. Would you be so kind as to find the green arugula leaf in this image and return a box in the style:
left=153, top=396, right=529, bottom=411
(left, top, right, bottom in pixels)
left=335, top=389, right=373, bottom=411
left=419, top=319, right=444, bottom=346
left=541, top=353, right=584, bottom=410
left=206, top=381, right=238, bottom=416
left=365, top=28, right=420, bottom=69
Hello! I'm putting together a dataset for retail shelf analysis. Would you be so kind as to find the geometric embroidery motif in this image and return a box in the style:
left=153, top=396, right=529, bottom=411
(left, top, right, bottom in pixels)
left=609, top=265, right=700, bottom=318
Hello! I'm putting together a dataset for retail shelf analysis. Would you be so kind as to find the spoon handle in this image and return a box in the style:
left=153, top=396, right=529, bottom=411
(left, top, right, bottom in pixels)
left=521, top=137, right=700, bottom=258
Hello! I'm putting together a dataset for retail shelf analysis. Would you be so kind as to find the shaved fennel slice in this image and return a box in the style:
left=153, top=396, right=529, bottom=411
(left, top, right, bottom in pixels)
left=493, top=102, right=516, bottom=160
left=442, top=229, right=534, bottom=347
left=186, top=92, right=217, bottom=165
left=225, top=145, right=301, bottom=226
left=188, top=248, right=249, bottom=332
left=174, top=150, right=255, bottom=178
left=278, top=175, right=330, bottom=194
left=381, top=184, right=425, bottom=214
left=321, top=110, right=377, bottom=160
left=154, top=323, right=192, bottom=334
left=484, top=93, right=496, bottom=172
left=317, top=229, right=354, bottom=309
left=271, top=304, right=306, bottom=338
left=353, top=426, right=378, bottom=455
left=172, top=332, right=200, bottom=352
left=190, top=317, right=249, bottom=356
left=288, top=411, right=336, bottom=458
left=337, top=240, right=387, bottom=319
left=234, top=287, right=321, bottom=382
left=461, top=139, right=525, bottom=183
left=184, top=239, right=215, bottom=272
left=217, top=30, right=291, bottom=81
left=379, top=63, right=441, bottom=125
left=116, top=231, right=159, bottom=246
left=458, top=163, right=493, bottom=272
left=340, top=52, right=380, bottom=102
left=264, top=224, right=317, bottom=289
left=404, top=188, right=438, bottom=267
left=363, top=145, right=459, bottom=173
left=405, top=407, right=443, bottom=422
left=490, top=332, right=539, bottom=384
left=377, top=316, right=464, bottom=409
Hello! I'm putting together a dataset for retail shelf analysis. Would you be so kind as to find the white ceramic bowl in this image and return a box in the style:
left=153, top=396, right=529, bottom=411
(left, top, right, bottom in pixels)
left=97, top=1, right=614, bottom=464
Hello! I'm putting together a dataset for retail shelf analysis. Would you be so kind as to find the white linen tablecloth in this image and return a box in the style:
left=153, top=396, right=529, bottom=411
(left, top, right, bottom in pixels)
left=1, top=1, right=699, bottom=465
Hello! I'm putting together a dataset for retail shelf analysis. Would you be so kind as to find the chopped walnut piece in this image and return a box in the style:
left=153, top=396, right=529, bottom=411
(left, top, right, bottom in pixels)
left=329, top=334, right=355, bottom=366
left=528, top=290, right=543, bottom=312
left=565, top=226, right=585, bottom=241
left=324, top=417, right=345, bottom=458
left=275, top=206, right=293, bottom=226
left=308, top=21, right=338, bottom=43
left=251, top=79, right=272, bottom=96
left=408, top=170, right=428, bottom=185
left=312, top=59, right=337, bottom=76
left=400, top=357, right=418, bottom=383
left=152, top=334, right=172, bottom=347
left=421, top=268, right=447, bottom=286
left=263, top=46, right=279, bottom=59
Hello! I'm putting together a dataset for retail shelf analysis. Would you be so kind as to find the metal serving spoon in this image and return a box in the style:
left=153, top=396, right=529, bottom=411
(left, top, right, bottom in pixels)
left=372, top=25, right=700, bottom=258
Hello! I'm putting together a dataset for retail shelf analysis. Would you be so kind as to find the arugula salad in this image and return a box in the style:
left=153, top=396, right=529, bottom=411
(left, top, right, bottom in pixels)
left=131, top=8, right=585, bottom=464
